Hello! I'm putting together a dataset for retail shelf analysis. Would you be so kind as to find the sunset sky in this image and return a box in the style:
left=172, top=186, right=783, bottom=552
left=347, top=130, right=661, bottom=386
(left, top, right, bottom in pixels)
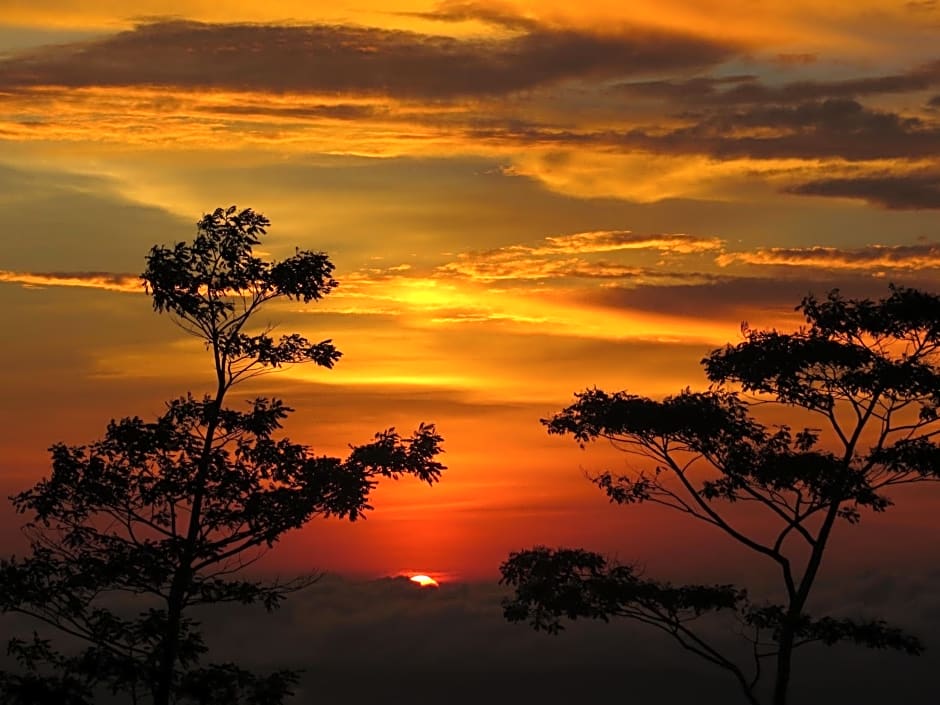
left=1, top=0, right=939, bottom=585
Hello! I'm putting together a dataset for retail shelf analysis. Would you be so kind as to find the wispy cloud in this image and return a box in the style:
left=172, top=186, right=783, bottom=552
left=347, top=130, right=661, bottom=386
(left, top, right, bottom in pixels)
left=0, top=270, right=142, bottom=292
left=615, top=59, right=940, bottom=106
left=438, top=231, right=723, bottom=282
left=717, top=243, right=940, bottom=270
left=438, top=256, right=647, bottom=281
left=537, top=231, right=723, bottom=255
left=398, top=0, right=542, bottom=31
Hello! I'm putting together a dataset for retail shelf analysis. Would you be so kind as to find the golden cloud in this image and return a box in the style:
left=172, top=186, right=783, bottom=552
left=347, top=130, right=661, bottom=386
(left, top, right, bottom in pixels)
left=436, top=230, right=723, bottom=282
left=0, top=270, right=142, bottom=292
left=716, top=243, right=940, bottom=270
left=539, top=230, right=723, bottom=254
left=437, top=256, right=646, bottom=281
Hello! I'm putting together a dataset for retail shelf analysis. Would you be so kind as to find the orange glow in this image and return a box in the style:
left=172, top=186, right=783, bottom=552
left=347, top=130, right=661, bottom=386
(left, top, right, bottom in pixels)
left=409, top=575, right=439, bottom=588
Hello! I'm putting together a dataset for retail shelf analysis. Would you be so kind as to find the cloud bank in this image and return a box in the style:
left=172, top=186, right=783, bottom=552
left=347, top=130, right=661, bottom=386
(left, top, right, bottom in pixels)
left=5, top=571, right=933, bottom=704
left=0, top=20, right=736, bottom=99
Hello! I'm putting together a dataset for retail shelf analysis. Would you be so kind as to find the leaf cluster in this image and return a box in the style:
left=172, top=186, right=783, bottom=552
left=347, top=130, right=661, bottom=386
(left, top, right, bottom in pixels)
left=704, top=285, right=940, bottom=418
left=501, top=547, right=923, bottom=688
left=501, top=547, right=744, bottom=635
left=141, top=206, right=343, bottom=382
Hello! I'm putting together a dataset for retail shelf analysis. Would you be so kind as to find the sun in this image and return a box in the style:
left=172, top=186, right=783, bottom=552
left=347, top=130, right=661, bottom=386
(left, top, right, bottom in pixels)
left=409, top=574, right=439, bottom=588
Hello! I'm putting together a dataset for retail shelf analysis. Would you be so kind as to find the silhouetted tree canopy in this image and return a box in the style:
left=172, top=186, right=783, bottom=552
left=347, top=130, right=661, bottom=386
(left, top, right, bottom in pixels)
left=0, top=206, right=445, bottom=705
left=502, top=285, right=939, bottom=705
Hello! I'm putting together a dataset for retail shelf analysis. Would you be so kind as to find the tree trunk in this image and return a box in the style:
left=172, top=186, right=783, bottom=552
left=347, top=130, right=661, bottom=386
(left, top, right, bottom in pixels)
left=772, top=621, right=796, bottom=705
left=154, top=566, right=191, bottom=705
left=153, top=385, right=225, bottom=705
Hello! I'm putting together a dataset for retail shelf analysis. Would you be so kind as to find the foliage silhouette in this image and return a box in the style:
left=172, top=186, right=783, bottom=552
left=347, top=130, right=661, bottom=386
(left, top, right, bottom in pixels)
left=0, top=206, right=445, bottom=705
left=501, top=285, right=939, bottom=705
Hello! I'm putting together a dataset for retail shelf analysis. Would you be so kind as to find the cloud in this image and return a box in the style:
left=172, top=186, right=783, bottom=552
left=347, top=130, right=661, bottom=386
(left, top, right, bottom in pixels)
left=6, top=570, right=934, bottom=704
left=584, top=276, right=940, bottom=323
left=438, top=231, right=723, bottom=282
left=2, top=24, right=935, bottom=186
left=197, top=102, right=384, bottom=121
left=716, top=242, right=940, bottom=270
left=787, top=172, right=940, bottom=209
left=400, top=0, right=541, bottom=31
left=458, top=98, right=940, bottom=162
left=615, top=59, right=940, bottom=105
left=905, top=0, right=940, bottom=13
left=0, top=19, right=737, bottom=99
left=697, top=98, right=921, bottom=132
left=438, top=255, right=647, bottom=281
left=625, top=99, right=940, bottom=161
left=0, top=270, right=143, bottom=292
left=773, top=53, right=818, bottom=66
left=538, top=230, right=723, bottom=255
left=589, top=277, right=810, bottom=320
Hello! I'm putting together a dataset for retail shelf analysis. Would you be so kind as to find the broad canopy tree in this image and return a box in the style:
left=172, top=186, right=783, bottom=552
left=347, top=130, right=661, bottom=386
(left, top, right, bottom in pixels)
left=501, top=286, right=939, bottom=705
left=0, top=207, right=445, bottom=705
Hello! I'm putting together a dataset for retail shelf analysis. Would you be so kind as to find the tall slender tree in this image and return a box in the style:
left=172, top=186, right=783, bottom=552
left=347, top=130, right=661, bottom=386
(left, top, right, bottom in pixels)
left=1, top=206, right=445, bottom=705
left=501, top=286, right=938, bottom=705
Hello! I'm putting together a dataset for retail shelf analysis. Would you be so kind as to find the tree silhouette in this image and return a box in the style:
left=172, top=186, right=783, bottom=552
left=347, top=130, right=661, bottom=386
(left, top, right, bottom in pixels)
left=500, top=286, right=939, bottom=705
left=0, top=206, right=445, bottom=705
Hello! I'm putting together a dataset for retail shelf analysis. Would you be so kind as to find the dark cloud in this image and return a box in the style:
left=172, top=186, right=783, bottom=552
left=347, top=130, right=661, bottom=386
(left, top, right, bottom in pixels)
left=471, top=98, right=940, bottom=161
left=586, top=276, right=940, bottom=320
left=615, top=59, right=940, bottom=105
left=197, top=103, right=382, bottom=121
left=589, top=277, right=815, bottom=319
left=787, top=173, right=940, bottom=209
left=627, top=98, right=940, bottom=160
left=698, top=98, right=921, bottom=132
left=0, top=19, right=736, bottom=99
